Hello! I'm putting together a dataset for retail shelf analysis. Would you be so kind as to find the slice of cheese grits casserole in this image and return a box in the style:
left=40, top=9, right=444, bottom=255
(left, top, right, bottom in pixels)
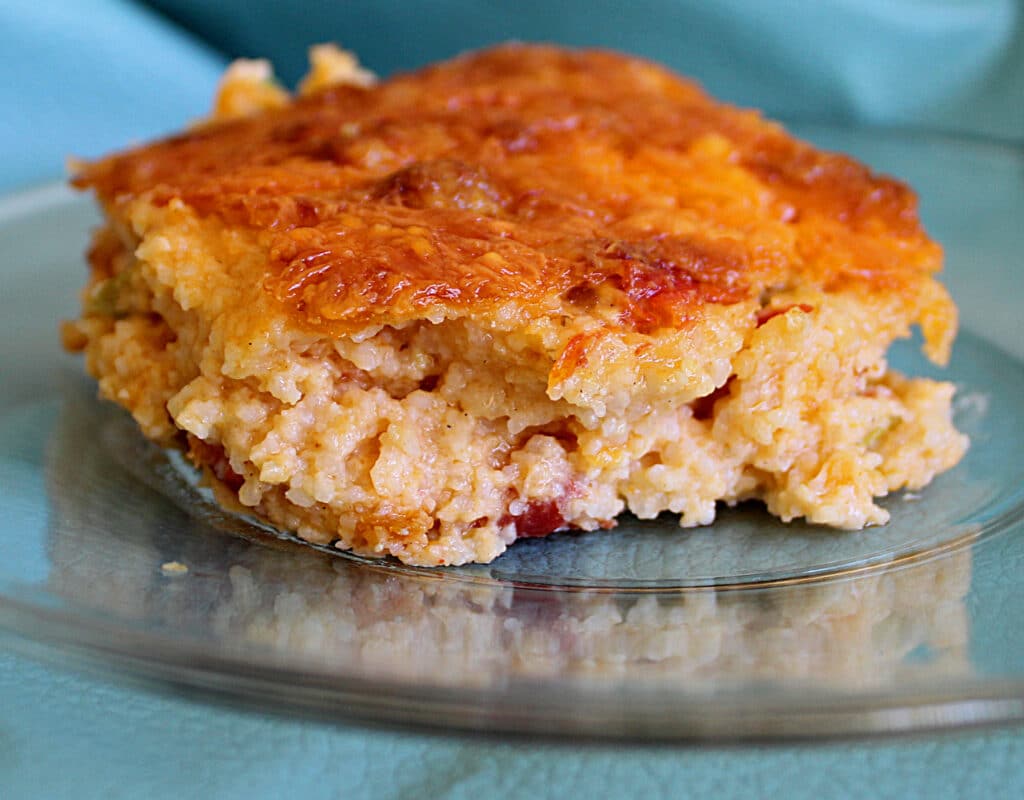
left=64, top=44, right=968, bottom=566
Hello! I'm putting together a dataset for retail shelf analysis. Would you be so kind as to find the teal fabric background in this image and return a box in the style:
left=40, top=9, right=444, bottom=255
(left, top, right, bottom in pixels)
left=0, top=0, right=224, bottom=193
left=4, top=651, right=1024, bottom=800
left=1, top=0, right=1021, bottom=192
left=148, top=0, right=1024, bottom=138
left=1, top=2, right=1023, bottom=797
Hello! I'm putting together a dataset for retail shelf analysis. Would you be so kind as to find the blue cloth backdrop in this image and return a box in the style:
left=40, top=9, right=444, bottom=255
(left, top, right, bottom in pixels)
left=1, top=2, right=1023, bottom=798
left=1, top=0, right=1021, bottom=193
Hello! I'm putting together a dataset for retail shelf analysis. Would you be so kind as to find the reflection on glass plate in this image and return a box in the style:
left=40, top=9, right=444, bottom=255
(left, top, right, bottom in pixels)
left=2, top=128, right=1024, bottom=741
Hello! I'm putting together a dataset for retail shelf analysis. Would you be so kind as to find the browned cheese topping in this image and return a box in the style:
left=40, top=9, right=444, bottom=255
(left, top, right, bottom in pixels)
left=75, top=44, right=943, bottom=339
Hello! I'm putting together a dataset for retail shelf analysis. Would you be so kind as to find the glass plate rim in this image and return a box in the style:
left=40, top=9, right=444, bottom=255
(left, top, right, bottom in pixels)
left=3, top=128, right=1024, bottom=743
left=4, top=590, right=1024, bottom=743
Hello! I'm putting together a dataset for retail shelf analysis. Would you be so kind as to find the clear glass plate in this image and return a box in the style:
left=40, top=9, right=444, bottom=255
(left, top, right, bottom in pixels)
left=2, top=126, right=1023, bottom=742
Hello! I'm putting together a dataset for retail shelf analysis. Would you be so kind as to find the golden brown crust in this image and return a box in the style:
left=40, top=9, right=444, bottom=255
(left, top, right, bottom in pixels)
left=73, top=44, right=945, bottom=341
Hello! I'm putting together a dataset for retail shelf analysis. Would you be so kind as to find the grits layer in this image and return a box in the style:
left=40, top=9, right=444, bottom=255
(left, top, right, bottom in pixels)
left=65, top=200, right=966, bottom=565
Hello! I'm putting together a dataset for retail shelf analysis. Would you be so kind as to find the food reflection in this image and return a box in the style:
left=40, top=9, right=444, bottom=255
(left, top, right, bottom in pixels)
left=47, top=375, right=971, bottom=690
left=207, top=546, right=970, bottom=688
